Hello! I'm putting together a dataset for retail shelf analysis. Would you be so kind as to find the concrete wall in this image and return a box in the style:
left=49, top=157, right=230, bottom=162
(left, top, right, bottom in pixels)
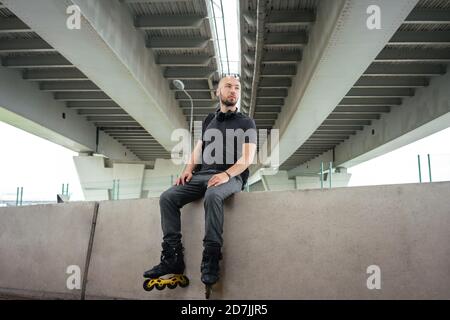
left=1, top=182, right=450, bottom=299
left=0, top=202, right=97, bottom=299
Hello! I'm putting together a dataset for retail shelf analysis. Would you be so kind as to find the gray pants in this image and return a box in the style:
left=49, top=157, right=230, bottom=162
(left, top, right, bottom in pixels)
left=159, top=171, right=243, bottom=248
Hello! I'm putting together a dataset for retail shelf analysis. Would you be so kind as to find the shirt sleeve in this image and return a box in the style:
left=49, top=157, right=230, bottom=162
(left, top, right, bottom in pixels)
left=200, top=114, right=212, bottom=143
left=244, top=118, right=257, bottom=145
left=200, top=118, right=206, bottom=143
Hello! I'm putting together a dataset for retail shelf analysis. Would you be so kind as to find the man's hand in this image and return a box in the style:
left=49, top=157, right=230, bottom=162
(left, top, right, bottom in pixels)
left=175, top=171, right=193, bottom=186
left=207, top=172, right=230, bottom=188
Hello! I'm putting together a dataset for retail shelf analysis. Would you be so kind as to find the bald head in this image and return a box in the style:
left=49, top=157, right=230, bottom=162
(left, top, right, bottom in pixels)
left=216, top=76, right=240, bottom=110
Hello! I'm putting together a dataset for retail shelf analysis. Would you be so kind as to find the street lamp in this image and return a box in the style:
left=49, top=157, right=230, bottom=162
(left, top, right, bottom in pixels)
left=173, top=79, right=194, bottom=153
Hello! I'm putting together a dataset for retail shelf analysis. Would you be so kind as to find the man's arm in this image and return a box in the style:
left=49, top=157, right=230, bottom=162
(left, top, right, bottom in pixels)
left=207, top=142, right=256, bottom=188
left=175, top=140, right=203, bottom=185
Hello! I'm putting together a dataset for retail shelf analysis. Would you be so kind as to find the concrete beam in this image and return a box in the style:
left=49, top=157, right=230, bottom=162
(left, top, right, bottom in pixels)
left=54, top=92, right=111, bottom=101
left=86, top=116, right=134, bottom=122
left=327, top=114, right=380, bottom=120
left=164, top=67, right=214, bottom=79
left=93, top=121, right=140, bottom=127
left=3, top=0, right=188, bottom=151
left=318, top=125, right=364, bottom=131
left=175, top=91, right=211, bottom=100
left=346, top=88, right=415, bottom=98
left=147, top=37, right=209, bottom=49
left=156, top=54, right=211, bottom=67
left=254, top=0, right=419, bottom=174
left=253, top=114, right=278, bottom=120
left=376, top=48, right=450, bottom=62
left=104, top=128, right=146, bottom=133
left=169, top=80, right=211, bottom=90
left=0, top=65, right=138, bottom=161
left=123, top=0, right=189, bottom=3
left=0, top=16, right=30, bottom=32
left=365, top=63, right=446, bottom=76
left=245, top=51, right=302, bottom=64
left=258, top=77, right=292, bottom=88
left=289, top=64, right=450, bottom=176
left=134, top=14, right=204, bottom=29
left=243, top=10, right=315, bottom=27
left=334, top=105, right=391, bottom=113
left=339, top=97, right=402, bottom=106
left=253, top=106, right=281, bottom=113
left=67, top=101, right=120, bottom=109
left=322, top=120, right=372, bottom=126
left=179, top=100, right=217, bottom=108
left=266, top=32, right=308, bottom=47
left=0, top=38, right=55, bottom=53
left=244, top=32, right=308, bottom=47
left=40, top=81, right=101, bottom=92
left=354, top=76, right=429, bottom=88
left=405, top=8, right=450, bottom=24
left=337, top=65, right=450, bottom=169
left=78, top=109, right=127, bottom=115
left=1, top=54, right=72, bottom=68
left=264, top=51, right=302, bottom=64
left=267, top=10, right=316, bottom=26
left=258, top=89, right=288, bottom=97
left=260, top=65, right=296, bottom=76
left=256, top=97, right=284, bottom=105
left=389, top=31, right=450, bottom=45
left=23, top=68, right=87, bottom=81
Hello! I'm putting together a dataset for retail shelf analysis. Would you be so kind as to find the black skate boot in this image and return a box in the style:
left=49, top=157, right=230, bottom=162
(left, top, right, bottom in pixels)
left=201, top=246, right=222, bottom=299
left=142, top=242, right=189, bottom=291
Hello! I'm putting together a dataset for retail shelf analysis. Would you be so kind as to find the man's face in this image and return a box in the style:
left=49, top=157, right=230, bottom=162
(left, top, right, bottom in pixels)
left=216, top=76, right=240, bottom=107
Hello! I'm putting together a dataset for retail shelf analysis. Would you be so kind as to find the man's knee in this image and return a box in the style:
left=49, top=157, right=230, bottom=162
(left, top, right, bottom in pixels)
left=204, top=188, right=224, bottom=205
left=160, top=187, right=176, bottom=207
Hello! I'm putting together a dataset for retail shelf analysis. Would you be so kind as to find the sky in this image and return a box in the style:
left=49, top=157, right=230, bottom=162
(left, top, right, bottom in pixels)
left=347, top=126, right=450, bottom=186
left=0, top=121, right=83, bottom=202
left=211, top=0, right=240, bottom=75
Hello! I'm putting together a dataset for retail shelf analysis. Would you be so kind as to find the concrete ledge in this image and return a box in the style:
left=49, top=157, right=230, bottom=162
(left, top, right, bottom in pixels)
left=0, top=202, right=97, bottom=299
left=1, top=183, right=450, bottom=299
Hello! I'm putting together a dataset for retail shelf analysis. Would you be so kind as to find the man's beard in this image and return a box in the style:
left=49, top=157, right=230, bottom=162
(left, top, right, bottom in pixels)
left=221, top=96, right=237, bottom=107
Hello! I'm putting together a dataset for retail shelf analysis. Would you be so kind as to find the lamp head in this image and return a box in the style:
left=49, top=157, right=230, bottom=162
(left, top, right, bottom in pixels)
left=173, top=79, right=185, bottom=90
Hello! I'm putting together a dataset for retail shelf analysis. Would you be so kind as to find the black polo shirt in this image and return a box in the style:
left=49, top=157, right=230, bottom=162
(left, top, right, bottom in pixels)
left=197, top=109, right=257, bottom=183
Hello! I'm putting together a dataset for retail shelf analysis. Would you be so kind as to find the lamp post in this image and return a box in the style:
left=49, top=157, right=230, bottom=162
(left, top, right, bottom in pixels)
left=173, top=79, right=194, bottom=153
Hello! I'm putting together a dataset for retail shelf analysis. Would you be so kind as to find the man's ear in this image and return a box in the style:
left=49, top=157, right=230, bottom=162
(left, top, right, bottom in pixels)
left=215, top=88, right=220, bottom=98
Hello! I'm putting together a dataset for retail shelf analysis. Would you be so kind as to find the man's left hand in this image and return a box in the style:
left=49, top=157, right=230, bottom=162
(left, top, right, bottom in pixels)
left=207, top=172, right=230, bottom=188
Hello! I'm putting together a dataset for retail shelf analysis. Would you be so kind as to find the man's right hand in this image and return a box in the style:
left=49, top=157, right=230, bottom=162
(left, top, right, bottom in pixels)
left=175, top=171, right=193, bottom=186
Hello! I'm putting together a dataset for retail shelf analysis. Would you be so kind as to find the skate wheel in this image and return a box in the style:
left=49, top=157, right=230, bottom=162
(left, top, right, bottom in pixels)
left=179, top=276, right=189, bottom=288
left=155, top=283, right=166, bottom=290
left=143, top=279, right=154, bottom=292
left=167, top=283, right=177, bottom=289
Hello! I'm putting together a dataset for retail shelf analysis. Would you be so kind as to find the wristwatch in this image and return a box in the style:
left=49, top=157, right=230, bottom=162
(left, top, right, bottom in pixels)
left=224, top=171, right=231, bottom=179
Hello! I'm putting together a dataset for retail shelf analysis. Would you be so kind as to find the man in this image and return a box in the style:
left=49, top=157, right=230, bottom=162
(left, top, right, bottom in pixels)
left=143, top=75, right=257, bottom=288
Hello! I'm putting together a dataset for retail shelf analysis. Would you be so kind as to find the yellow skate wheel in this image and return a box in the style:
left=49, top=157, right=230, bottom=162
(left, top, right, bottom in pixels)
left=179, top=276, right=189, bottom=288
left=155, top=283, right=166, bottom=290
left=143, top=279, right=155, bottom=292
left=167, top=283, right=177, bottom=289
